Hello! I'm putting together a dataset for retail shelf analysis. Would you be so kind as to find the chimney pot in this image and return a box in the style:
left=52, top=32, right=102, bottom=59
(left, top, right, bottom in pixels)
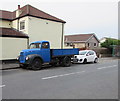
left=18, top=5, right=20, bottom=9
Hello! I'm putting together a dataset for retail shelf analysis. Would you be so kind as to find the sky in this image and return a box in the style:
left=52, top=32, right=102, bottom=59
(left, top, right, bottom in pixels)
left=0, top=0, right=119, bottom=39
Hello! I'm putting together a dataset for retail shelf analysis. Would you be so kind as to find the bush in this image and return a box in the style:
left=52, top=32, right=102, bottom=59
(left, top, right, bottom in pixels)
left=101, top=38, right=120, bottom=54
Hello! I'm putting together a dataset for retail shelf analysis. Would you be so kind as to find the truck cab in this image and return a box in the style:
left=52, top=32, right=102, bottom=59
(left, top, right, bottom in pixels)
left=19, top=41, right=51, bottom=69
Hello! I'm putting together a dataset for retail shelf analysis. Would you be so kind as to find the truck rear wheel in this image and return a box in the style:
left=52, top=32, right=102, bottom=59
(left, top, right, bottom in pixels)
left=62, top=57, right=71, bottom=67
left=31, top=58, right=42, bottom=70
left=50, top=58, right=60, bottom=67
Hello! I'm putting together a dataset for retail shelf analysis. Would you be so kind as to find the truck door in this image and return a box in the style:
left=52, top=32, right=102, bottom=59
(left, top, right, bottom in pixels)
left=41, top=42, right=51, bottom=63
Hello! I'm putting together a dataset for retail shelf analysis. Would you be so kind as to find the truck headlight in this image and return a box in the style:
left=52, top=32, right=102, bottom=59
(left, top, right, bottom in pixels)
left=16, top=56, right=19, bottom=60
left=26, top=57, right=29, bottom=60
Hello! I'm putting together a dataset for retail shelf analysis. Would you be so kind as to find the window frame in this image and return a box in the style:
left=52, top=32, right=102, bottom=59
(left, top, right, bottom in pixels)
left=20, top=20, right=25, bottom=30
left=29, top=43, right=41, bottom=49
left=87, top=43, right=91, bottom=47
left=94, top=43, right=97, bottom=47
left=87, top=51, right=94, bottom=55
left=41, top=42, right=49, bottom=49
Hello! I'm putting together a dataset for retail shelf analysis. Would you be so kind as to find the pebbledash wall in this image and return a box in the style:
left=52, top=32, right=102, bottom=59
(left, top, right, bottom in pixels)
left=0, top=20, right=12, bottom=28
left=28, top=16, right=64, bottom=49
left=1, top=37, right=28, bottom=60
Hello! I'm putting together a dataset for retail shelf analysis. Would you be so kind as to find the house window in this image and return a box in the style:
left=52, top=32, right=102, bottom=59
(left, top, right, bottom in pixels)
left=94, top=43, right=97, bottom=47
left=20, top=21, right=25, bottom=30
left=88, top=43, right=90, bottom=47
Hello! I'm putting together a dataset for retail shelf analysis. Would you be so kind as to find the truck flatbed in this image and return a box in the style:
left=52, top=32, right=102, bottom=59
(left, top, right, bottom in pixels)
left=51, top=48, right=79, bottom=57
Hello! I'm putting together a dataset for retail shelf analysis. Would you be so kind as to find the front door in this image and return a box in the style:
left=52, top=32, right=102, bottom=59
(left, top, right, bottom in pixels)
left=86, top=51, right=94, bottom=62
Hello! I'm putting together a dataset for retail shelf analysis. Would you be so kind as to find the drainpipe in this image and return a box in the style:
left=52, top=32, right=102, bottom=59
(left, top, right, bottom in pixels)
left=17, top=5, right=20, bottom=30
left=27, top=38, right=29, bottom=49
left=61, top=23, right=64, bottom=49
left=17, top=19, right=19, bottom=31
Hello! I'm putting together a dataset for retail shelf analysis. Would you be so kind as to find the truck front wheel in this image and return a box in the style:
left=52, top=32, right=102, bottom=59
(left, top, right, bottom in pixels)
left=62, top=57, right=71, bottom=67
left=31, top=58, right=42, bottom=70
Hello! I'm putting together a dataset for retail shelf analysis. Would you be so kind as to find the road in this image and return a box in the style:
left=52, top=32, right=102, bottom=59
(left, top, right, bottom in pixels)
left=1, top=58, right=119, bottom=99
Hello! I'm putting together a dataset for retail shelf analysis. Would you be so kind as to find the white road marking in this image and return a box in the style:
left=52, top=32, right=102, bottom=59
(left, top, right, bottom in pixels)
left=97, top=65, right=117, bottom=70
left=42, top=64, right=117, bottom=80
left=0, top=85, right=5, bottom=88
left=42, top=71, right=85, bottom=80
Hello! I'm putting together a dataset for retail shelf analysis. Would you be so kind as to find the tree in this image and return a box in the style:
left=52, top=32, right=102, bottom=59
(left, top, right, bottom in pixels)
left=101, top=38, right=120, bottom=54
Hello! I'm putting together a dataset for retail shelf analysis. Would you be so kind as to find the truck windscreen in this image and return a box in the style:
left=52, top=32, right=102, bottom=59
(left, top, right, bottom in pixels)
left=30, top=43, right=41, bottom=49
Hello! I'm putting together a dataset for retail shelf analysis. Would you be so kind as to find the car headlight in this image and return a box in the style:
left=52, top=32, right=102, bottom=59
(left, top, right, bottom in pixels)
left=74, top=56, right=77, bottom=58
left=26, top=57, right=29, bottom=60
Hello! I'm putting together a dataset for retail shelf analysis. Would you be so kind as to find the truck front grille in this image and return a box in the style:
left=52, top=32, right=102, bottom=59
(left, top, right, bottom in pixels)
left=20, top=55, right=24, bottom=61
left=20, top=52, right=24, bottom=62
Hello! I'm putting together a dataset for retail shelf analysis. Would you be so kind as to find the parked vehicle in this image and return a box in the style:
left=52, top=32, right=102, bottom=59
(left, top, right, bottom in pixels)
left=17, top=41, right=79, bottom=70
left=72, top=50, right=98, bottom=64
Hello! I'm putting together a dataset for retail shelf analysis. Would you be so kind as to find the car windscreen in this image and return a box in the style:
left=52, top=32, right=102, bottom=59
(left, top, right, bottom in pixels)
left=79, top=51, right=87, bottom=55
left=30, top=43, right=41, bottom=49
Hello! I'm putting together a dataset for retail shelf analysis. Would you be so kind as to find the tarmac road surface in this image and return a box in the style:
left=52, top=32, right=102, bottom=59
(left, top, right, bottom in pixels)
left=1, top=58, right=119, bottom=99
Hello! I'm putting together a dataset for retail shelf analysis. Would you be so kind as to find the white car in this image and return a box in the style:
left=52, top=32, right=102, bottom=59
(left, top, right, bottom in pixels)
left=72, top=50, right=98, bottom=63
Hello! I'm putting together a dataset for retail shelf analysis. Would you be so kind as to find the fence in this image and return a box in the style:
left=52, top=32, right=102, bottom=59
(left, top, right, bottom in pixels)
left=113, top=45, right=120, bottom=57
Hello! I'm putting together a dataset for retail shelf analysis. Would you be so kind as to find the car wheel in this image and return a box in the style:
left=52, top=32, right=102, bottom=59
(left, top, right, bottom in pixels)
left=94, top=58, right=98, bottom=63
left=31, top=58, right=42, bottom=70
left=83, top=59, right=87, bottom=64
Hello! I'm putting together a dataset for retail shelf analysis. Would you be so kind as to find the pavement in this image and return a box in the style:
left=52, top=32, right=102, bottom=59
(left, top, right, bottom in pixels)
left=1, top=58, right=119, bottom=99
left=0, top=57, right=119, bottom=70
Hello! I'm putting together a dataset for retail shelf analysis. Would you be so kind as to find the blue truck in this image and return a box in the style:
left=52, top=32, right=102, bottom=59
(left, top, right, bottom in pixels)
left=18, top=41, right=79, bottom=70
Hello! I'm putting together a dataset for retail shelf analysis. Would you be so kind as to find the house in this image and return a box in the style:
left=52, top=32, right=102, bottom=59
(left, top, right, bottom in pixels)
left=100, top=37, right=118, bottom=43
left=64, top=33, right=100, bottom=49
left=0, top=4, right=66, bottom=60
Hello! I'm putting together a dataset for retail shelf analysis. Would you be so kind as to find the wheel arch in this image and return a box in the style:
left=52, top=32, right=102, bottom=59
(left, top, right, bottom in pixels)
left=27, top=54, right=44, bottom=64
left=83, top=58, right=87, bottom=63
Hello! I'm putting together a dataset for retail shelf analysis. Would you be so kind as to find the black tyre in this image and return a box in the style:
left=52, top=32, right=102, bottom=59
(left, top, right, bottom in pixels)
left=94, top=58, right=98, bottom=63
left=50, top=58, right=60, bottom=67
left=83, top=59, right=87, bottom=64
left=31, top=58, right=42, bottom=70
left=62, top=57, right=71, bottom=67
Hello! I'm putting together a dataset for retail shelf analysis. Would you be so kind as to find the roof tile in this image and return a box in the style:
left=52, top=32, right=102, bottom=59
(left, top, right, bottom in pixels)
left=0, top=4, right=66, bottom=23
left=0, top=27, right=29, bottom=38
left=65, top=34, right=94, bottom=42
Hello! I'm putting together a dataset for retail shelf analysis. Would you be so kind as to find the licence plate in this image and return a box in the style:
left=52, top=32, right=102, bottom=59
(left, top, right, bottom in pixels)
left=73, top=59, right=78, bottom=62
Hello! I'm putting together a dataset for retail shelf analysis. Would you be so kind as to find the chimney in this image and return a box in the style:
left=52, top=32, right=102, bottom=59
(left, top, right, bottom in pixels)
left=18, top=5, right=20, bottom=9
left=16, top=5, right=22, bottom=18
